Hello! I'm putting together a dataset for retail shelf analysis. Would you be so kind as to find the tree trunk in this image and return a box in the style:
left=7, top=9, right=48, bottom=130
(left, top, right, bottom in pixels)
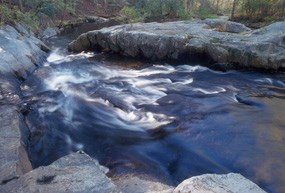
left=216, top=0, right=220, bottom=12
left=18, top=0, right=23, bottom=11
left=104, top=0, right=107, bottom=9
left=60, top=0, right=67, bottom=26
left=159, top=0, right=163, bottom=17
left=281, top=0, right=285, bottom=17
left=231, top=0, right=237, bottom=20
left=184, top=0, right=190, bottom=12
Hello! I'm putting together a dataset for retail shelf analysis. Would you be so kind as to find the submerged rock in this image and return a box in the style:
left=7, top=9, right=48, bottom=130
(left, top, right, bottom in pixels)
left=1, top=152, right=120, bottom=193
left=173, top=173, right=266, bottom=193
left=68, top=19, right=285, bottom=71
left=0, top=24, right=49, bottom=80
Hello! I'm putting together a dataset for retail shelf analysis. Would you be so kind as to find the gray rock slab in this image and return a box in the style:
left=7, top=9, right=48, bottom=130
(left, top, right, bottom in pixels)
left=113, top=174, right=174, bottom=193
left=173, top=173, right=266, bottom=193
left=0, top=25, right=49, bottom=79
left=68, top=19, right=285, bottom=70
left=0, top=104, right=32, bottom=185
left=0, top=74, right=32, bottom=184
left=1, top=152, right=120, bottom=193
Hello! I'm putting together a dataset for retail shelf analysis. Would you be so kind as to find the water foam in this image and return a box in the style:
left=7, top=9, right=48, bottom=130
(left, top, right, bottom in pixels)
left=193, top=87, right=226, bottom=94
left=47, top=49, right=95, bottom=64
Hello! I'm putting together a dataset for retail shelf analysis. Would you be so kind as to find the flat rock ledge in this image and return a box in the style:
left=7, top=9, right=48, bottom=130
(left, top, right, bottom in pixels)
left=173, top=173, right=266, bottom=193
left=68, top=19, right=285, bottom=71
left=1, top=152, right=120, bottom=193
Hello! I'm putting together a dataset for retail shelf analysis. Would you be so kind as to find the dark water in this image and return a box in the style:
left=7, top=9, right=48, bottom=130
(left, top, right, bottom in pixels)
left=21, top=34, right=285, bottom=192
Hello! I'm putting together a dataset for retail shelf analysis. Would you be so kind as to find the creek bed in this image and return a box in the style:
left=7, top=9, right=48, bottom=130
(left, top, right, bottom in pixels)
left=21, top=33, right=285, bottom=193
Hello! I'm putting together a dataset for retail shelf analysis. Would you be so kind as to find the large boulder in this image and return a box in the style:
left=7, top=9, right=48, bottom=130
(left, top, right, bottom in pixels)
left=173, top=173, right=266, bottom=193
left=113, top=175, right=174, bottom=193
left=0, top=75, right=32, bottom=185
left=0, top=24, right=49, bottom=79
left=68, top=19, right=285, bottom=71
left=0, top=105, right=32, bottom=185
left=0, top=23, right=48, bottom=187
left=1, top=152, right=120, bottom=193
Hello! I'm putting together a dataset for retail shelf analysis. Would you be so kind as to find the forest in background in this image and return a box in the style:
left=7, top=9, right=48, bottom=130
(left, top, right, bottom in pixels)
left=0, top=0, right=285, bottom=30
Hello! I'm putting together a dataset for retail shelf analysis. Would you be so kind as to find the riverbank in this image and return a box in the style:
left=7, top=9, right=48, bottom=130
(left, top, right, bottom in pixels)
left=69, top=19, right=285, bottom=71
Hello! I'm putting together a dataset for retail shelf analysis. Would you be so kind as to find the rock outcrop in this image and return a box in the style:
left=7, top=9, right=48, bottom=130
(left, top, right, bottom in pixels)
left=173, top=173, right=266, bottom=193
left=0, top=24, right=48, bottom=186
left=0, top=74, right=32, bottom=185
left=1, top=152, right=120, bottom=193
left=68, top=19, right=285, bottom=70
left=0, top=23, right=49, bottom=79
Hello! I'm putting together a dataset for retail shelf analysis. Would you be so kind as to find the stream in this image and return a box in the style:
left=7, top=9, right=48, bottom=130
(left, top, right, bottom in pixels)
left=20, top=29, right=285, bottom=193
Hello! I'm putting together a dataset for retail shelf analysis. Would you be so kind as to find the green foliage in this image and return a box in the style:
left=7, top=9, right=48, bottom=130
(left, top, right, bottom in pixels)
left=39, top=1, right=60, bottom=17
left=22, top=11, right=39, bottom=30
left=164, top=0, right=180, bottom=17
left=144, top=0, right=163, bottom=18
left=0, top=4, right=38, bottom=29
left=37, top=0, right=75, bottom=18
left=0, top=4, right=13, bottom=24
left=120, top=0, right=193, bottom=21
left=240, top=0, right=277, bottom=17
left=120, top=6, right=144, bottom=22
left=177, top=7, right=192, bottom=19
left=0, top=0, right=78, bottom=30
left=196, top=5, right=218, bottom=19
left=234, top=0, right=284, bottom=21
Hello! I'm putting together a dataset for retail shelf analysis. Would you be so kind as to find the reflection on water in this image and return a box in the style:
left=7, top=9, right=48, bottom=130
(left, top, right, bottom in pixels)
left=21, top=46, right=285, bottom=192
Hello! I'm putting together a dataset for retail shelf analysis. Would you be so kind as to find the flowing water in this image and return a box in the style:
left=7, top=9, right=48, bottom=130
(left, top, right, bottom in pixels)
left=21, top=32, right=285, bottom=193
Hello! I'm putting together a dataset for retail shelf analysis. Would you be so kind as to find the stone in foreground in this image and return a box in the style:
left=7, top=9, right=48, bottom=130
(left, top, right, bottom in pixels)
left=1, top=152, right=120, bottom=193
left=0, top=75, right=32, bottom=185
left=113, top=175, right=174, bottom=193
left=173, top=173, right=266, bottom=193
left=68, top=19, right=285, bottom=70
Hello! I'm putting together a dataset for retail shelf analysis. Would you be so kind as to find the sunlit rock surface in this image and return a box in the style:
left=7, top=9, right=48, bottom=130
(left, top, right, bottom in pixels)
left=69, top=19, right=285, bottom=70
left=1, top=152, right=120, bottom=193
left=174, top=173, right=266, bottom=193
left=113, top=175, right=174, bottom=193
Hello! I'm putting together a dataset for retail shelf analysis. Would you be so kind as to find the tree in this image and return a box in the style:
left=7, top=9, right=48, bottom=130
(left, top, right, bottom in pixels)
left=182, top=0, right=194, bottom=12
left=231, top=0, right=237, bottom=19
left=281, top=0, right=285, bottom=17
left=18, top=0, right=23, bottom=11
